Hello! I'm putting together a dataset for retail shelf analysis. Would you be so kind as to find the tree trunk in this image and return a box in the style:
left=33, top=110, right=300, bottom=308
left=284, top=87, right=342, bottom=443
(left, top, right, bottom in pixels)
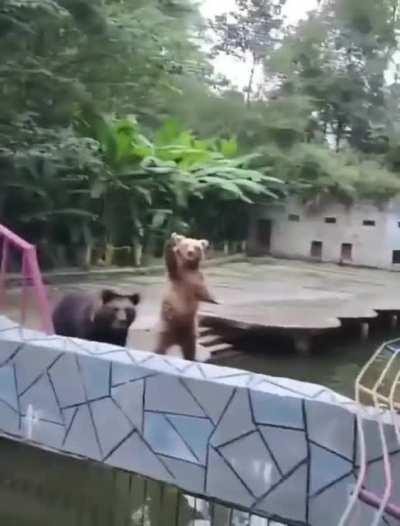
left=132, top=241, right=143, bottom=267
left=245, top=52, right=257, bottom=107
left=84, top=244, right=92, bottom=269
left=104, top=244, right=114, bottom=266
left=335, top=120, right=343, bottom=152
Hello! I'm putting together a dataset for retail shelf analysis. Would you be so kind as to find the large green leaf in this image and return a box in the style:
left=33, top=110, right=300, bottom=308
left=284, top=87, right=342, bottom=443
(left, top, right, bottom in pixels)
left=219, top=137, right=238, bottom=158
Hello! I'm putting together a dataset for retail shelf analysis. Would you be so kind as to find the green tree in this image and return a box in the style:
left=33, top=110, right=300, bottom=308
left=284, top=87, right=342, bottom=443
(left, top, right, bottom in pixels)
left=210, top=0, right=287, bottom=104
left=267, top=0, right=400, bottom=152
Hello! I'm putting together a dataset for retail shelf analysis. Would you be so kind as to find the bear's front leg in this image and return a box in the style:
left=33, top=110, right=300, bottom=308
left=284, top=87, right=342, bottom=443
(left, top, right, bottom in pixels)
left=164, top=239, right=180, bottom=280
left=196, top=281, right=219, bottom=304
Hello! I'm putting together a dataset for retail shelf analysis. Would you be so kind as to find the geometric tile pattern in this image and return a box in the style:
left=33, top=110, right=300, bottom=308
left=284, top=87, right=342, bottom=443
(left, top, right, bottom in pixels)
left=0, top=315, right=399, bottom=526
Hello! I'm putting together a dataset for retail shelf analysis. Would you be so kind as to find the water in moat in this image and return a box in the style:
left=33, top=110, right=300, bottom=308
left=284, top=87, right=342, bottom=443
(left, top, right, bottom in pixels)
left=217, top=325, right=400, bottom=400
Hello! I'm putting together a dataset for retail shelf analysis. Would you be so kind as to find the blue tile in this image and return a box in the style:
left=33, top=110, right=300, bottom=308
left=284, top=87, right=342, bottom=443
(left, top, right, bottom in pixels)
left=49, top=354, right=86, bottom=408
left=14, top=346, right=61, bottom=395
left=206, top=447, right=253, bottom=508
left=309, top=473, right=359, bottom=526
left=181, top=378, right=234, bottom=424
left=104, top=351, right=132, bottom=363
left=211, top=389, right=255, bottom=447
left=0, top=341, right=22, bottom=366
left=255, top=463, right=307, bottom=523
left=143, top=355, right=184, bottom=375
left=220, top=431, right=280, bottom=497
left=0, top=364, right=17, bottom=410
left=21, top=418, right=64, bottom=450
left=91, top=398, right=133, bottom=457
left=112, top=362, right=153, bottom=386
left=250, top=391, right=303, bottom=429
left=259, top=426, right=307, bottom=475
left=62, top=407, right=77, bottom=430
left=160, top=456, right=205, bottom=495
left=144, top=412, right=198, bottom=463
left=362, top=450, right=400, bottom=504
left=63, top=404, right=101, bottom=460
left=310, top=444, right=352, bottom=495
left=145, top=375, right=205, bottom=417
left=357, top=419, right=400, bottom=463
left=111, top=379, right=144, bottom=431
left=77, top=355, right=110, bottom=401
left=306, top=400, right=354, bottom=460
left=0, top=316, right=19, bottom=332
left=167, top=415, right=213, bottom=464
left=0, top=399, right=20, bottom=436
left=106, top=431, right=173, bottom=483
left=19, top=373, right=63, bottom=424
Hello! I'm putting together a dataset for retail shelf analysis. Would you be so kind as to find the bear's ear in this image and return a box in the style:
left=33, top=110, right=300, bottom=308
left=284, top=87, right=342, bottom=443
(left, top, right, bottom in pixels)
left=171, top=232, right=185, bottom=244
left=200, top=239, right=210, bottom=251
left=101, top=289, right=118, bottom=304
left=129, top=293, right=141, bottom=305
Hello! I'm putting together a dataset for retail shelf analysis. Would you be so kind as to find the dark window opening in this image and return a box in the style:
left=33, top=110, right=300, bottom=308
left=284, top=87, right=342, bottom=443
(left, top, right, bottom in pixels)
left=256, top=219, right=272, bottom=252
left=288, top=214, right=300, bottom=222
left=325, top=217, right=336, bottom=224
left=363, top=220, right=375, bottom=227
left=341, top=243, right=352, bottom=261
left=398, top=221, right=400, bottom=228
left=310, top=241, right=323, bottom=260
left=393, top=251, right=400, bottom=264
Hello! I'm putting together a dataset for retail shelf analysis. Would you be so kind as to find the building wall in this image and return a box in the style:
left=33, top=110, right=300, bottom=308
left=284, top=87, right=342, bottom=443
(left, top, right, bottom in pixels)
left=248, top=198, right=400, bottom=269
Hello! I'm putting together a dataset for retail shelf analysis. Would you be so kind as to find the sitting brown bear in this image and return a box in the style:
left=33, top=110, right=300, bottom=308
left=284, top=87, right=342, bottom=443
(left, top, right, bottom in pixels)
left=154, top=233, right=218, bottom=361
left=52, top=289, right=141, bottom=347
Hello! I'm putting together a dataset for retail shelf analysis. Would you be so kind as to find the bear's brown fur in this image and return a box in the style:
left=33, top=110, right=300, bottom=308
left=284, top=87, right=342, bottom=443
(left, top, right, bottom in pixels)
left=52, top=289, right=141, bottom=347
left=154, top=234, right=218, bottom=361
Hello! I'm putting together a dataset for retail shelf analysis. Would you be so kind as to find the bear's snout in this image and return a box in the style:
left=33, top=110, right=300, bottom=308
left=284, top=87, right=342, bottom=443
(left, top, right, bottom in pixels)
left=112, top=307, right=136, bottom=328
left=115, top=309, right=127, bottom=322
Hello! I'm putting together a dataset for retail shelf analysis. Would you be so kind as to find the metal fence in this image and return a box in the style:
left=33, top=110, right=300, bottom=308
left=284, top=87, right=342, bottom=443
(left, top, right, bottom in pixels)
left=0, top=438, right=283, bottom=526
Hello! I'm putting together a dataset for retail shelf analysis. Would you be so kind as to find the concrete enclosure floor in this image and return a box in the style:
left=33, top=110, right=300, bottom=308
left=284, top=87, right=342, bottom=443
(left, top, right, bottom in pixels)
left=3, top=257, right=400, bottom=333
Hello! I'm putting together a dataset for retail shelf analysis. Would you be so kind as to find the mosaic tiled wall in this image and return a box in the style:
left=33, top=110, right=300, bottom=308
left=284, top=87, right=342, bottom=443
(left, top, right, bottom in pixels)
left=0, top=315, right=399, bottom=526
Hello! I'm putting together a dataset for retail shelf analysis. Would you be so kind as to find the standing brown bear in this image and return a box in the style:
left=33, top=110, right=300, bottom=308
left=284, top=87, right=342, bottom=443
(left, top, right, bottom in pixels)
left=154, top=233, right=218, bottom=361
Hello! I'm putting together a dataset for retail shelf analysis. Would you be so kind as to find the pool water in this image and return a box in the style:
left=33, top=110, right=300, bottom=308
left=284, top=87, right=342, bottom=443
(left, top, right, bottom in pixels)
left=219, top=326, right=400, bottom=400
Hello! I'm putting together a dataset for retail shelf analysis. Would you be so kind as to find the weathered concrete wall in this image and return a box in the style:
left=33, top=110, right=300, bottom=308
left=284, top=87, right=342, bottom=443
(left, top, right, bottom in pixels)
left=0, top=315, right=398, bottom=526
left=248, top=198, right=400, bottom=270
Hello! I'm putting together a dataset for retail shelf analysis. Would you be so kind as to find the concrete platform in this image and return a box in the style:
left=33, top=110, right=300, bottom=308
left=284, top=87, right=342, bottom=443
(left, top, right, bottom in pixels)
left=4, top=257, right=400, bottom=341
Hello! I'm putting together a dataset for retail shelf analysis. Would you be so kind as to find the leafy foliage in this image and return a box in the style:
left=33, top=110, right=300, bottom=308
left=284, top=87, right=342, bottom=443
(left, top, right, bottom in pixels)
left=74, top=112, right=283, bottom=256
left=3, top=0, right=400, bottom=268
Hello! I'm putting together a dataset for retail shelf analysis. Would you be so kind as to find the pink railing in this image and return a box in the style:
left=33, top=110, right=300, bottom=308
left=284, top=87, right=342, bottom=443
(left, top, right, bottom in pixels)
left=0, top=224, right=53, bottom=334
left=339, top=337, right=400, bottom=525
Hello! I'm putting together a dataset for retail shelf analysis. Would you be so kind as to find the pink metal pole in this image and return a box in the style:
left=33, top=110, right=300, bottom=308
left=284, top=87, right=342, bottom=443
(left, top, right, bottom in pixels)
left=26, top=247, right=53, bottom=334
left=359, top=489, right=400, bottom=521
left=0, top=225, right=32, bottom=251
left=20, top=251, right=28, bottom=329
left=0, top=224, right=53, bottom=334
left=0, top=238, right=9, bottom=309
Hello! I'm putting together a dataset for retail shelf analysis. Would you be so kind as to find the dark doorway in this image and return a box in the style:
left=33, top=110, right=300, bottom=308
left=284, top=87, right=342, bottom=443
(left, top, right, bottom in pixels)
left=256, top=219, right=272, bottom=253
left=393, top=250, right=400, bottom=264
left=310, top=240, right=323, bottom=260
left=341, top=243, right=353, bottom=261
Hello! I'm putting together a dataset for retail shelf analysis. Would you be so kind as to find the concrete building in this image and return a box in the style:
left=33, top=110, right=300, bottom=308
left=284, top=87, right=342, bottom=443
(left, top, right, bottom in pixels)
left=248, top=197, right=400, bottom=270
